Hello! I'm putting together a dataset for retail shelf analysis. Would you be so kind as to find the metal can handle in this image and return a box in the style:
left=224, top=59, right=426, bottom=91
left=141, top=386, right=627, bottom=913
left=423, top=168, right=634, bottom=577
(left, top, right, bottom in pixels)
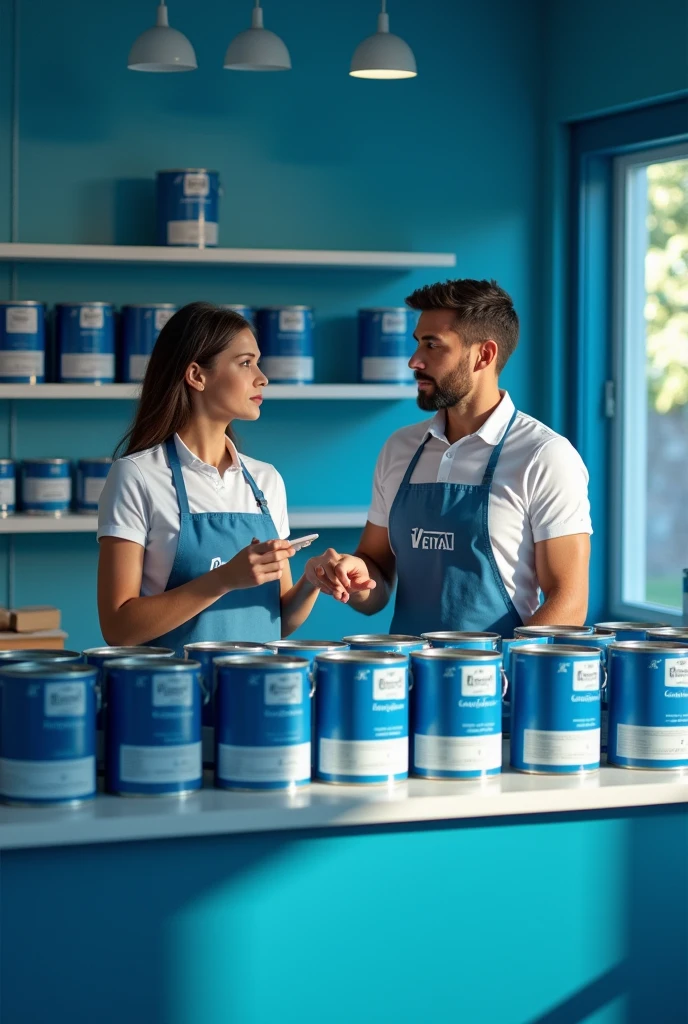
left=309, top=664, right=317, bottom=699
left=500, top=667, right=509, bottom=699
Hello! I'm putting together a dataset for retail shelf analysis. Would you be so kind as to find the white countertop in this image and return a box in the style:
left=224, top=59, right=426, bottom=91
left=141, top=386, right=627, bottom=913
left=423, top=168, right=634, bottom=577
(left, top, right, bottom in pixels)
left=1, top=752, right=688, bottom=850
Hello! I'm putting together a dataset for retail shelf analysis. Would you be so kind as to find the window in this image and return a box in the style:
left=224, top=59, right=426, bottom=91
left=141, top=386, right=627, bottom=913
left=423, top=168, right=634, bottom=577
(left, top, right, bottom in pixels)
left=612, top=145, right=688, bottom=619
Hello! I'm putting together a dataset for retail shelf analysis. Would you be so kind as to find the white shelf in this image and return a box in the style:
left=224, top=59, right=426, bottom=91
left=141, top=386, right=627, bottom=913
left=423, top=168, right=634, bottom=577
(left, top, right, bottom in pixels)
left=0, top=242, right=456, bottom=269
left=0, top=383, right=417, bottom=400
left=0, top=508, right=368, bottom=534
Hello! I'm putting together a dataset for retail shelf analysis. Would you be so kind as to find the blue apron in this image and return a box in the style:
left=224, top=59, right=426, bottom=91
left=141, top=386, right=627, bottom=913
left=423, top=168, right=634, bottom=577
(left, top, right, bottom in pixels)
left=389, top=409, right=523, bottom=636
left=151, top=437, right=281, bottom=656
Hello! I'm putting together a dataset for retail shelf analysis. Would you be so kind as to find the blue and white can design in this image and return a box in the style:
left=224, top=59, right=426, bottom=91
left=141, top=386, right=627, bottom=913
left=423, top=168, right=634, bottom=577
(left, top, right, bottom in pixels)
left=358, top=308, right=416, bottom=383
left=21, top=459, right=72, bottom=515
left=76, top=458, right=112, bottom=513
left=551, top=630, right=616, bottom=752
left=0, top=300, right=46, bottom=383
left=510, top=644, right=602, bottom=774
left=341, top=634, right=426, bottom=655
left=594, top=621, right=667, bottom=641
left=214, top=655, right=311, bottom=790
left=104, top=657, right=203, bottom=796
left=121, top=304, right=176, bottom=382
left=0, top=663, right=97, bottom=805
left=421, top=631, right=501, bottom=650
left=183, top=641, right=273, bottom=767
left=607, top=641, right=688, bottom=769
left=0, top=460, right=16, bottom=516
left=256, top=306, right=314, bottom=383
left=410, top=648, right=503, bottom=779
left=56, top=302, right=115, bottom=384
left=501, top=635, right=549, bottom=736
left=156, top=169, right=220, bottom=248
left=314, top=650, right=409, bottom=785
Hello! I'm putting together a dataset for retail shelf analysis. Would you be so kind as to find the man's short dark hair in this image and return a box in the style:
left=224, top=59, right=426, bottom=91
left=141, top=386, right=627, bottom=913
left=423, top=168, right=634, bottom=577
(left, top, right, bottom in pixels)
left=405, top=278, right=519, bottom=373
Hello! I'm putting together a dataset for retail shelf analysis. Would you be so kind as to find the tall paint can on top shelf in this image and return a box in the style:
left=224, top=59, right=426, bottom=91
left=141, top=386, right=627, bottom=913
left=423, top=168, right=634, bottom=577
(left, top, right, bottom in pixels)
left=256, top=307, right=314, bottom=383
left=358, top=308, right=416, bottom=383
left=0, top=301, right=46, bottom=383
left=156, top=170, right=219, bottom=248
left=21, top=459, right=72, bottom=515
left=121, top=304, right=176, bottom=382
left=76, top=458, right=112, bottom=514
left=0, top=460, right=16, bottom=516
left=56, top=302, right=115, bottom=384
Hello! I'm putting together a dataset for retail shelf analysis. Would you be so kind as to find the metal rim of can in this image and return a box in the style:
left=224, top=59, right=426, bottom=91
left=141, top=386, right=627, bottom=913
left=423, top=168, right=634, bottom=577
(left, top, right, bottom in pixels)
left=420, top=631, right=501, bottom=642
left=552, top=630, right=616, bottom=641
left=56, top=302, right=113, bottom=308
left=183, top=641, right=268, bottom=654
left=214, top=654, right=309, bottom=670
left=512, top=643, right=604, bottom=657
left=341, top=634, right=423, bottom=645
left=258, top=306, right=312, bottom=312
left=78, top=458, right=113, bottom=465
left=0, top=459, right=15, bottom=466
left=609, top=641, right=688, bottom=654
left=594, top=622, right=668, bottom=631
left=0, top=299, right=44, bottom=306
left=645, top=628, right=688, bottom=640
left=410, top=648, right=502, bottom=662
left=0, top=663, right=96, bottom=679
left=22, top=458, right=71, bottom=466
left=157, top=168, right=219, bottom=175
left=515, top=625, right=592, bottom=636
left=0, top=649, right=81, bottom=661
left=103, top=657, right=201, bottom=671
left=121, top=303, right=176, bottom=309
left=266, top=640, right=349, bottom=652
left=359, top=307, right=409, bottom=313
left=83, top=646, right=174, bottom=659
left=315, top=650, right=409, bottom=665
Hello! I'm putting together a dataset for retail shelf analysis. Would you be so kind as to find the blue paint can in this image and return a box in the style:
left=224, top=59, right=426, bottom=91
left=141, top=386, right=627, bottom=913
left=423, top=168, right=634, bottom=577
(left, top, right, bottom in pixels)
left=104, top=656, right=203, bottom=796
left=314, top=650, right=409, bottom=784
left=21, top=459, right=72, bottom=516
left=501, top=635, right=550, bottom=736
left=256, top=306, right=314, bottom=383
left=341, top=634, right=426, bottom=655
left=56, top=302, right=115, bottom=384
left=183, top=641, right=273, bottom=768
left=0, top=460, right=16, bottom=516
left=684, top=569, right=688, bottom=626
left=410, top=648, right=504, bottom=779
left=219, top=304, right=255, bottom=326
left=421, top=631, right=501, bottom=650
left=0, top=663, right=97, bottom=805
left=645, top=628, right=688, bottom=643
left=510, top=644, right=602, bottom=774
left=156, top=169, right=220, bottom=248
left=0, top=300, right=46, bottom=383
left=607, top=641, right=688, bottom=770
left=550, top=630, right=616, bottom=752
left=594, top=621, right=667, bottom=641
left=214, top=655, right=312, bottom=790
left=76, top=458, right=112, bottom=513
left=514, top=625, right=593, bottom=640
left=358, top=308, right=416, bottom=383
left=121, top=304, right=176, bottom=382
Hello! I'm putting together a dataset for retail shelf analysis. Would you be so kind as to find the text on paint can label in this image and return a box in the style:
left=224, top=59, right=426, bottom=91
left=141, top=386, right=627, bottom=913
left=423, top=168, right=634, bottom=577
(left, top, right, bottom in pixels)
left=155, top=309, right=174, bottom=331
left=523, top=728, right=600, bottom=765
left=278, top=310, right=305, bottom=333
left=373, top=667, right=406, bottom=701
left=79, top=307, right=104, bottom=330
left=84, top=477, right=107, bottom=506
left=0, top=756, right=94, bottom=800
left=573, top=661, right=600, bottom=691
left=665, top=659, right=688, bottom=686
left=6, top=307, right=38, bottom=333
left=119, top=742, right=202, bottom=784
left=152, top=675, right=193, bottom=707
left=183, top=173, right=209, bottom=197
left=264, top=673, right=302, bottom=706
left=218, top=742, right=310, bottom=783
left=381, top=312, right=407, bottom=334
left=319, top=736, right=407, bottom=777
left=44, top=682, right=86, bottom=717
left=414, top=733, right=502, bottom=772
left=460, top=665, right=497, bottom=697
left=616, top=724, right=688, bottom=760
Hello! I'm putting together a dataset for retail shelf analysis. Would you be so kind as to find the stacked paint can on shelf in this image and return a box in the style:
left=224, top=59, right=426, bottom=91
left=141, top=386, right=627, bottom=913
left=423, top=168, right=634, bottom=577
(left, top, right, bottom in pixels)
left=156, top=169, right=220, bottom=248
left=0, top=301, right=46, bottom=383
left=358, top=307, right=417, bottom=383
left=0, top=457, right=113, bottom=515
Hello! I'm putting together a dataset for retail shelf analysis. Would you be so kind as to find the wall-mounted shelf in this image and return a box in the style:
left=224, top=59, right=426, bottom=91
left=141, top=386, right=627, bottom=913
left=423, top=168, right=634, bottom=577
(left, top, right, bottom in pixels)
left=0, top=243, right=456, bottom=270
left=0, top=508, right=368, bottom=534
left=0, top=383, right=417, bottom=400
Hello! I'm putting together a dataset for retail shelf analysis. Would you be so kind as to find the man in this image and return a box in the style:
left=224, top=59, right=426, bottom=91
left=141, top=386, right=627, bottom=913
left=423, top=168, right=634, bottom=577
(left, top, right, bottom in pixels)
left=304, top=278, right=591, bottom=634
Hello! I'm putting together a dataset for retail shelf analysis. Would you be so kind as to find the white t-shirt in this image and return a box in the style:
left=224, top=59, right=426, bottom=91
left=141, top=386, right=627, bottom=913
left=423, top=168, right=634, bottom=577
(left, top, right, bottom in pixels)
left=367, top=392, right=592, bottom=622
left=98, top=434, right=290, bottom=596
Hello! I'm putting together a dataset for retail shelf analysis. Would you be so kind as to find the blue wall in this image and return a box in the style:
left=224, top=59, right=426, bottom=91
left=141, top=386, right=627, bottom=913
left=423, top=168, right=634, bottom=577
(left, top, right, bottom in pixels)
left=0, top=0, right=545, bottom=649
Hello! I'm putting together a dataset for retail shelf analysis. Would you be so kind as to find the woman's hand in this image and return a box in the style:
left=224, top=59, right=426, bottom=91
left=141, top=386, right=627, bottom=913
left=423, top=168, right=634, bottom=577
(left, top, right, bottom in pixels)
left=304, top=548, right=377, bottom=603
left=218, top=538, right=295, bottom=592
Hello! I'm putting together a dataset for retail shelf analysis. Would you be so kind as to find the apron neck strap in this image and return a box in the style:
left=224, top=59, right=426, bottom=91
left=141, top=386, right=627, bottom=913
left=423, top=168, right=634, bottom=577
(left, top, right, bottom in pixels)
left=165, top=437, right=191, bottom=515
left=481, top=408, right=518, bottom=487
left=401, top=436, right=430, bottom=486
left=239, top=459, right=270, bottom=513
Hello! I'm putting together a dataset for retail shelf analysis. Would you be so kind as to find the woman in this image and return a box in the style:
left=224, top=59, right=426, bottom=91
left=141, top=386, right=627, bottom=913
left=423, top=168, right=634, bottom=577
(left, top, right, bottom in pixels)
left=97, top=302, right=320, bottom=655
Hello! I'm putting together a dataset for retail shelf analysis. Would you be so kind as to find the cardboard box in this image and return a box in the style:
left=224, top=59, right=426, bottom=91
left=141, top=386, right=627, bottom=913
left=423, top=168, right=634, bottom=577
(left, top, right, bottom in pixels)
left=0, top=608, right=10, bottom=631
left=0, top=630, right=67, bottom=650
left=10, top=606, right=62, bottom=633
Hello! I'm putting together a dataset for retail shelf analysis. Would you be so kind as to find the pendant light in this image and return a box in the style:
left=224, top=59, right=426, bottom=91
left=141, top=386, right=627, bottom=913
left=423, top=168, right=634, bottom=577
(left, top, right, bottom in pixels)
left=223, top=0, right=291, bottom=71
left=350, top=0, right=417, bottom=80
left=128, top=1, right=197, bottom=72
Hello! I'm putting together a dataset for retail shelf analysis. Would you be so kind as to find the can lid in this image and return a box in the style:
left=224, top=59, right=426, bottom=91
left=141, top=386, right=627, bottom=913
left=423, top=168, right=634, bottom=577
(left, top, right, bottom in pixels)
left=122, top=303, right=176, bottom=310
left=610, top=641, right=688, bottom=653
left=411, top=647, right=501, bottom=661
left=554, top=630, right=615, bottom=641
left=214, top=654, right=309, bottom=670
left=646, top=628, right=688, bottom=639
left=78, top=458, right=113, bottom=465
left=266, top=640, right=349, bottom=652
left=341, top=634, right=424, bottom=646
left=0, top=662, right=96, bottom=679
left=513, top=644, right=603, bottom=657
left=157, top=168, right=218, bottom=175
left=104, top=656, right=200, bottom=671
left=56, top=302, right=113, bottom=308
left=0, top=299, right=44, bottom=306
left=83, top=646, right=175, bottom=659
left=516, top=625, right=592, bottom=635
left=22, top=458, right=71, bottom=465
left=0, top=649, right=81, bottom=661
left=315, top=650, right=408, bottom=665
left=258, top=306, right=312, bottom=312
left=359, top=307, right=409, bottom=313
left=183, top=641, right=268, bottom=653
left=594, top=622, right=668, bottom=630
left=421, top=631, right=500, bottom=642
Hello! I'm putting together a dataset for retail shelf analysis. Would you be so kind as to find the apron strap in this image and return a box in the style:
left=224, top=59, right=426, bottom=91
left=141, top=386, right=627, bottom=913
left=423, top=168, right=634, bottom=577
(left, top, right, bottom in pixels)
left=481, top=408, right=518, bottom=487
left=239, top=460, right=271, bottom=514
left=165, top=437, right=191, bottom=515
left=400, top=436, right=431, bottom=487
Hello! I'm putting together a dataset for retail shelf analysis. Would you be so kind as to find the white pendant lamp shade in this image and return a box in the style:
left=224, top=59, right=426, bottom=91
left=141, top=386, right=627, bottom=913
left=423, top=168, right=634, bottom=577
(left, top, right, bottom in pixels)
left=224, top=2, right=291, bottom=71
left=128, top=2, right=197, bottom=72
left=350, top=4, right=417, bottom=79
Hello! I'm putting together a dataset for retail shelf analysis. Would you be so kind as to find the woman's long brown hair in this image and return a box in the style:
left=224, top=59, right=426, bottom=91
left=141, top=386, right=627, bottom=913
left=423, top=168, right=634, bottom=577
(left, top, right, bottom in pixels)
left=115, top=302, right=251, bottom=458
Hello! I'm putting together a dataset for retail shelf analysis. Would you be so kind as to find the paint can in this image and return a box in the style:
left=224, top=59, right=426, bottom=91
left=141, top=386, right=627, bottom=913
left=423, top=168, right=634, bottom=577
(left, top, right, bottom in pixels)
left=683, top=569, right=688, bottom=627
left=0, top=300, right=46, bottom=383
left=358, top=307, right=416, bottom=383
left=104, top=656, right=203, bottom=796
left=500, top=635, right=550, bottom=736
left=646, top=627, right=688, bottom=643
left=256, top=306, right=314, bottom=383
left=183, top=641, right=272, bottom=768
left=76, top=458, right=112, bottom=513
left=219, top=304, right=255, bottom=327
left=594, top=621, right=667, bottom=641
left=0, top=460, right=16, bottom=517
left=550, top=630, right=616, bottom=752
left=56, top=302, right=115, bottom=384
left=607, top=641, right=688, bottom=770
left=0, top=663, right=97, bottom=806
left=314, top=650, right=409, bottom=784
left=510, top=644, right=602, bottom=774
left=514, top=625, right=593, bottom=640
left=420, top=631, right=501, bottom=650
left=156, top=169, right=220, bottom=248
left=214, top=654, right=311, bottom=790
left=21, top=459, right=72, bottom=516
left=410, top=648, right=504, bottom=779
left=341, top=634, right=426, bottom=655
left=0, top=648, right=82, bottom=664
left=121, top=304, right=176, bottom=382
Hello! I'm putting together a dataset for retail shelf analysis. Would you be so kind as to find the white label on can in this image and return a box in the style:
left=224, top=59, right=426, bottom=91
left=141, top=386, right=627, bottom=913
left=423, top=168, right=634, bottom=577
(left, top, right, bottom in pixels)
left=666, top=659, right=688, bottom=687
left=278, top=310, right=305, bottom=333
left=128, top=354, right=149, bottom=382
left=460, top=665, right=497, bottom=697
left=573, top=660, right=600, bottom=691
left=84, top=476, right=107, bottom=507
left=0, top=351, right=44, bottom=378
left=61, top=353, right=115, bottom=380
left=217, top=742, right=310, bottom=783
left=264, top=673, right=302, bottom=705
left=79, top=306, right=104, bottom=330
left=119, top=742, right=202, bottom=784
left=183, top=172, right=209, bottom=197
left=167, top=221, right=218, bottom=246
left=23, top=477, right=72, bottom=504
left=6, top=306, right=38, bottom=333
left=381, top=312, right=407, bottom=334
left=0, top=756, right=94, bottom=800
left=523, top=728, right=600, bottom=765
left=373, top=667, right=406, bottom=701
left=44, top=682, right=86, bottom=717
left=414, top=732, right=502, bottom=772
left=260, top=356, right=313, bottom=382
left=361, top=357, right=412, bottom=382
left=616, top=724, right=688, bottom=760
left=0, top=478, right=15, bottom=506
left=152, top=675, right=193, bottom=706
left=318, top=736, right=408, bottom=777
left=155, top=309, right=174, bottom=332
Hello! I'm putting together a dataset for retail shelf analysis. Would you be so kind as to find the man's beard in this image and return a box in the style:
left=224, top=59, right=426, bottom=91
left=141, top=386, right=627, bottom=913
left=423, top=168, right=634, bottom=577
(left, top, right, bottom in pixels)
left=415, top=360, right=472, bottom=411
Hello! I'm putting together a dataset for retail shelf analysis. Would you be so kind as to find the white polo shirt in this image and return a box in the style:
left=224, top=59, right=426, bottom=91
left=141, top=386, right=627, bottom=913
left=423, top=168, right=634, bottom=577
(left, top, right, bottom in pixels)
left=368, top=392, right=592, bottom=622
left=98, top=434, right=290, bottom=597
